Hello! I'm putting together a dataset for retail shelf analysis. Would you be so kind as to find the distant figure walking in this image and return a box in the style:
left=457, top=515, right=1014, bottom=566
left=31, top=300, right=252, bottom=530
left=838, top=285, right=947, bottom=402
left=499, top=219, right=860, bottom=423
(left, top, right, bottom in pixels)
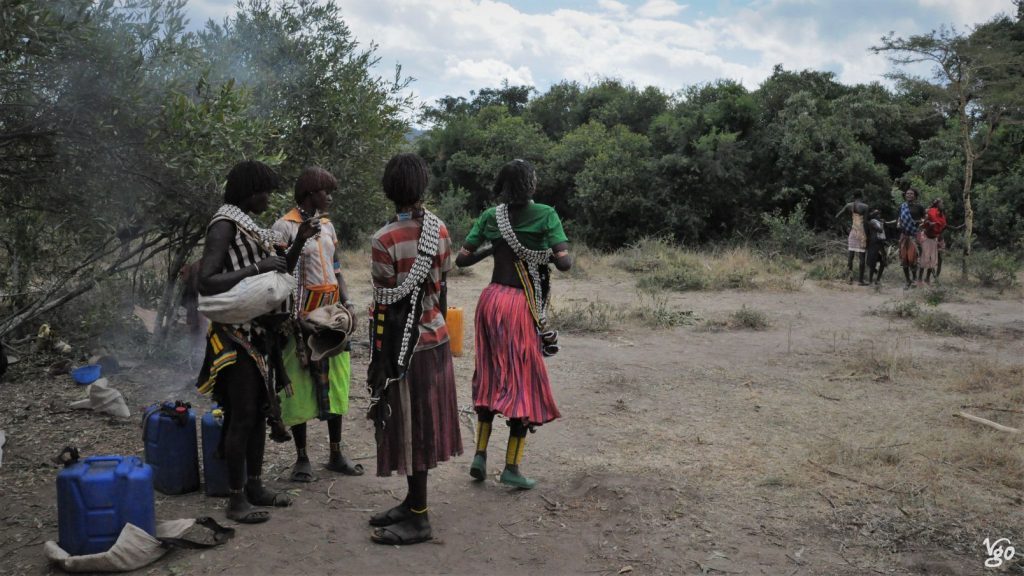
left=836, top=195, right=869, bottom=286
left=897, top=188, right=924, bottom=289
left=865, top=208, right=888, bottom=286
left=918, top=198, right=946, bottom=285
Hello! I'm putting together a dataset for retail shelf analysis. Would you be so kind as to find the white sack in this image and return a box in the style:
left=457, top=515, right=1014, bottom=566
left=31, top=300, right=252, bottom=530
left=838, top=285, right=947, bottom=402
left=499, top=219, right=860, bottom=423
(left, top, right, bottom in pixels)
left=69, top=378, right=131, bottom=419
left=44, top=519, right=195, bottom=573
left=198, top=271, right=294, bottom=324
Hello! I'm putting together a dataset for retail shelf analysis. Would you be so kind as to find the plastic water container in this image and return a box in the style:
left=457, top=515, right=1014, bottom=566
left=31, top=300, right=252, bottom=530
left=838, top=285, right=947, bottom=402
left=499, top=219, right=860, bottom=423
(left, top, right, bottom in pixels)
left=57, top=455, right=156, bottom=555
left=447, top=306, right=464, bottom=356
left=201, top=408, right=230, bottom=497
left=143, top=401, right=200, bottom=495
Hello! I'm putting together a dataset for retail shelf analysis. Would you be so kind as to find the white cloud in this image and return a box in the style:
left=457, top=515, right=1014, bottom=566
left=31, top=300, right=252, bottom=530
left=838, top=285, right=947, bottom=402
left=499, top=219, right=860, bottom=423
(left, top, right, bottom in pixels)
left=185, top=0, right=1014, bottom=119
left=636, top=0, right=688, bottom=19
left=443, top=57, right=535, bottom=87
left=597, top=0, right=629, bottom=15
left=916, top=0, right=1010, bottom=25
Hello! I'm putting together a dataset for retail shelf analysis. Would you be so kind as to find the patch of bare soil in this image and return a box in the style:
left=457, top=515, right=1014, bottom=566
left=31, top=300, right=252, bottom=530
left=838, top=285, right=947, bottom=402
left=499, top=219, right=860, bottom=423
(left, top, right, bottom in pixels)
left=1, top=260, right=1022, bottom=575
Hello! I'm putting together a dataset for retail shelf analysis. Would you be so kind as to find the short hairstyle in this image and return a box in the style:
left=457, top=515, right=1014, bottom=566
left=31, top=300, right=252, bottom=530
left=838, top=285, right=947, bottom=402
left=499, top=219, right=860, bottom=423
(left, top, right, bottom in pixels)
left=294, top=166, right=337, bottom=204
left=382, top=153, right=428, bottom=207
left=493, top=159, right=537, bottom=206
left=224, top=160, right=280, bottom=205
left=905, top=187, right=918, bottom=199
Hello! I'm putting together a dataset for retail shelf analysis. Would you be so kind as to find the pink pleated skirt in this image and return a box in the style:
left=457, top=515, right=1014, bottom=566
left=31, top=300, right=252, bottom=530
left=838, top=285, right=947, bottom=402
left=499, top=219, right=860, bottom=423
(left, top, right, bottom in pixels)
left=472, top=283, right=560, bottom=425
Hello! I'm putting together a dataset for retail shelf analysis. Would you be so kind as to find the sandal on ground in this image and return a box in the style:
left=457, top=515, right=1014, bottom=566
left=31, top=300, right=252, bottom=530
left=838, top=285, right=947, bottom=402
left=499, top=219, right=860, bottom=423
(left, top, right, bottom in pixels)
left=226, top=507, right=270, bottom=524
left=370, top=515, right=432, bottom=546
left=469, top=454, right=486, bottom=481
left=246, top=483, right=292, bottom=508
left=368, top=503, right=413, bottom=527
left=325, top=454, right=364, bottom=476
left=289, top=459, right=316, bottom=483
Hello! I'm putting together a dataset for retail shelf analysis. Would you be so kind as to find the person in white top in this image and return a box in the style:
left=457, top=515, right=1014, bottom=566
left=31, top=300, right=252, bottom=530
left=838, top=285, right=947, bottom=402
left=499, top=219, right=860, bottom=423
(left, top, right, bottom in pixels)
left=272, top=167, right=363, bottom=482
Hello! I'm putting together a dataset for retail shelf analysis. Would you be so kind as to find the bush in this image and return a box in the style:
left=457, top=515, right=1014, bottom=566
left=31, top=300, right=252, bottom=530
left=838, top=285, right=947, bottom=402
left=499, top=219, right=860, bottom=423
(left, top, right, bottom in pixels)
left=430, top=184, right=475, bottom=248
left=872, top=299, right=921, bottom=319
left=549, top=300, right=613, bottom=333
left=806, top=254, right=848, bottom=281
left=730, top=306, right=770, bottom=330
left=637, top=264, right=707, bottom=292
left=970, top=249, right=1020, bottom=289
left=630, top=291, right=697, bottom=328
left=914, top=310, right=987, bottom=337
left=760, top=201, right=818, bottom=260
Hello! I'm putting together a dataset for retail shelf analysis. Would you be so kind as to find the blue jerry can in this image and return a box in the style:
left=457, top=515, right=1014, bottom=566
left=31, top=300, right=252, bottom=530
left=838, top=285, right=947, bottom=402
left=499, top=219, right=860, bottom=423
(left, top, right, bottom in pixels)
left=201, top=408, right=230, bottom=497
left=57, top=455, right=156, bottom=555
left=143, top=401, right=200, bottom=495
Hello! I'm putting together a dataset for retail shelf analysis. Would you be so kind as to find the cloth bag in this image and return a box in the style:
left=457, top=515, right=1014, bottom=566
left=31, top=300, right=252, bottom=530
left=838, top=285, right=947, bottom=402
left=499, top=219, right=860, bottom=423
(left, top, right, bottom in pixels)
left=198, top=271, right=294, bottom=324
left=44, top=517, right=234, bottom=573
left=303, top=302, right=355, bottom=361
left=69, top=378, right=130, bottom=419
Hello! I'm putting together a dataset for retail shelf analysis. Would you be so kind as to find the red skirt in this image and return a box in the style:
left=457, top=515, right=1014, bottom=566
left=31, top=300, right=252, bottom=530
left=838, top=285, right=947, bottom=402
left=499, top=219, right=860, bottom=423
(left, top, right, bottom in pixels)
left=375, top=342, right=463, bottom=477
left=472, top=284, right=560, bottom=425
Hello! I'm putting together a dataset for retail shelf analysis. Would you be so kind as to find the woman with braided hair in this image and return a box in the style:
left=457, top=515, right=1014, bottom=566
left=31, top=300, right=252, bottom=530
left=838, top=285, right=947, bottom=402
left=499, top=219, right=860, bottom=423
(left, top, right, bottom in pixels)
left=456, top=159, right=572, bottom=490
left=272, top=166, right=362, bottom=483
left=366, top=153, right=462, bottom=545
left=196, top=160, right=319, bottom=524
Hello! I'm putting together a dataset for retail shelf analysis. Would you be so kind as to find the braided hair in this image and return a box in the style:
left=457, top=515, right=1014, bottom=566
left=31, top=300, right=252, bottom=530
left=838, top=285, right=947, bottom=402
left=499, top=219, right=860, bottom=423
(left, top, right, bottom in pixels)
left=382, top=153, right=429, bottom=208
left=224, top=160, right=280, bottom=206
left=294, top=166, right=337, bottom=204
left=493, top=159, right=537, bottom=207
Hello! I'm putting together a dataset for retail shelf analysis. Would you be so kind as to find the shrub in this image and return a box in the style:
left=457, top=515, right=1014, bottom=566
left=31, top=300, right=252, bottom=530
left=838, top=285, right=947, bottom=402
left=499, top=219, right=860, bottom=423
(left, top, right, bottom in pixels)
left=730, top=305, right=770, bottom=330
left=630, top=292, right=697, bottom=328
left=431, top=184, right=474, bottom=248
left=549, top=300, right=613, bottom=333
left=760, top=201, right=818, bottom=260
left=637, top=264, right=706, bottom=292
left=913, top=310, right=987, bottom=337
left=970, top=249, right=1020, bottom=289
left=872, top=299, right=921, bottom=319
left=806, top=254, right=848, bottom=281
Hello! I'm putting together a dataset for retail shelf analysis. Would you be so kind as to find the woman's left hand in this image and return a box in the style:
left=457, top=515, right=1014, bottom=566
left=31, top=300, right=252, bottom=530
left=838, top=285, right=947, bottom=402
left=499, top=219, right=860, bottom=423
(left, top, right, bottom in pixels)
left=297, top=218, right=321, bottom=241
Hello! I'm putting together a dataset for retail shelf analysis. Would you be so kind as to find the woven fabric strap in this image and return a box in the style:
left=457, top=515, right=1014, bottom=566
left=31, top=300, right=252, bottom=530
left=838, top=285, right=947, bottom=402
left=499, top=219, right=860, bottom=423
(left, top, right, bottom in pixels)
left=496, top=204, right=552, bottom=328
left=371, top=210, right=441, bottom=368
left=211, top=204, right=281, bottom=252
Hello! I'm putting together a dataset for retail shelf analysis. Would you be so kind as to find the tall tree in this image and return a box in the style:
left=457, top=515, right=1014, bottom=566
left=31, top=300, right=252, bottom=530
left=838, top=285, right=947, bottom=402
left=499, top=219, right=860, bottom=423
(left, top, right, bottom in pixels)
left=874, top=10, right=1024, bottom=276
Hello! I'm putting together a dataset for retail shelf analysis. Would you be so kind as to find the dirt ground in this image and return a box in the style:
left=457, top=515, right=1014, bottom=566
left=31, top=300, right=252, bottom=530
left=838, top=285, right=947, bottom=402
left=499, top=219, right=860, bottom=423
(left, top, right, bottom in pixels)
left=1, top=253, right=1022, bottom=575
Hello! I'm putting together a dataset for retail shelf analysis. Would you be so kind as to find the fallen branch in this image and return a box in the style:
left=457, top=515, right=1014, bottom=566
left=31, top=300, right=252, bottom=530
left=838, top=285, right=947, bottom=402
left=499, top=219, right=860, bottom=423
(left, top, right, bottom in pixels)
left=955, top=411, right=1020, bottom=434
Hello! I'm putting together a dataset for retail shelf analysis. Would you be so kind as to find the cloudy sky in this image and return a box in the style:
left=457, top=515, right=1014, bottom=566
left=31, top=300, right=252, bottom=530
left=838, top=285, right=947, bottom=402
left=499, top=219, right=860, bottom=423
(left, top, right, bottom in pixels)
left=185, top=0, right=1013, bottom=109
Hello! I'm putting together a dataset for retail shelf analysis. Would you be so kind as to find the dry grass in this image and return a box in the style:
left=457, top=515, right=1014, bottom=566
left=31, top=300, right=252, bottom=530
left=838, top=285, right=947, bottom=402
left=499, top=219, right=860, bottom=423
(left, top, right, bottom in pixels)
left=913, top=309, right=989, bottom=337
left=548, top=299, right=614, bottom=333
left=953, top=360, right=1024, bottom=395
left=626, top=291, right=698, bottom=329
left=701, top=305, right=771, bottom=332
left=840, top=337, right=917, bottom=383
left=609, top=238, right=801, bottom=293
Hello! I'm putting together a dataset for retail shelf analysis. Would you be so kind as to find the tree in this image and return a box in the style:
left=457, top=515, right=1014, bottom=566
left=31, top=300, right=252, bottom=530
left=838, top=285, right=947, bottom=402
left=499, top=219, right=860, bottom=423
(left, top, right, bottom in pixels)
left=874, top=11, right=1024, bottom=276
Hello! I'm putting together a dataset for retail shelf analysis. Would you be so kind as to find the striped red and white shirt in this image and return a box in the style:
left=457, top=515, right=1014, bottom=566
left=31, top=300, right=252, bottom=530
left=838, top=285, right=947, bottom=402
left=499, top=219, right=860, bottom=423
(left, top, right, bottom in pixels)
left=371, top=216, right=454, bottom=351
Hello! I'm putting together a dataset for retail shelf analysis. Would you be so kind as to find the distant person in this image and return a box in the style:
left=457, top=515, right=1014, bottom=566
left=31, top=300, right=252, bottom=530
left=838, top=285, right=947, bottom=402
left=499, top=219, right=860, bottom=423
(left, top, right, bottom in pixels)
left=366, top=153, right=462, bottom=546
left=272, top=167, right=363, bottom=483
left=918, top=198, right=946, bottom=285
left=865, top=208, right=888, bottom=286
left=897, top=188, right=924, bottom=289
left=197, top=160, right=318, bottom=524
left=456, top=159, right=572, bottom=490
left=836, top=195, right=869, bottom=285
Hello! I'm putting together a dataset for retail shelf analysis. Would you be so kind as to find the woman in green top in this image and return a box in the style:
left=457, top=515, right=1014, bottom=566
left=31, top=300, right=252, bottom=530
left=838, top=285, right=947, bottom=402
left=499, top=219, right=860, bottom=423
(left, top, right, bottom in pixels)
left=456, top=159, right=572, bottom=489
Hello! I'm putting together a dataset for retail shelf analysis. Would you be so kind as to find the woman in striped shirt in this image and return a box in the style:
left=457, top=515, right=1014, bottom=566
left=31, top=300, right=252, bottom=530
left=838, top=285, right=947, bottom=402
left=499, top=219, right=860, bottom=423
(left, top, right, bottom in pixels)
left=197, top=160, right=318, bottom=524
left=366, top=153, right=462, bottom=545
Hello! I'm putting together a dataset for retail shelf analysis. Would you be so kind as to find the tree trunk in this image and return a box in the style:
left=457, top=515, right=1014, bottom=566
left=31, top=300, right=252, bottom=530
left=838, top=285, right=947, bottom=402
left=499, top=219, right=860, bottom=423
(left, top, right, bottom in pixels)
left=153, top=236, right=199, bottom=346
left=958, top=91, right=975, bottom=281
